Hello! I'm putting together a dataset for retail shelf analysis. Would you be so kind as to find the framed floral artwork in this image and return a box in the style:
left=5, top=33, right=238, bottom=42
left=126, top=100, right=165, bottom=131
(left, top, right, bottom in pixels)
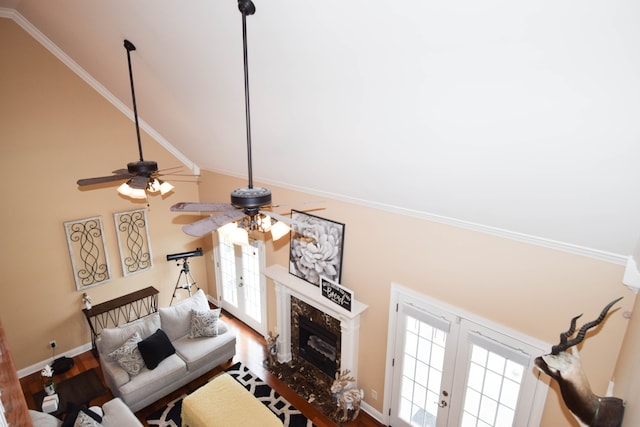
left=114, top=208, right=153, bottom=276
left=289, top=210, right=345, bottom=286
left=64, top=216, right=112, bottom=291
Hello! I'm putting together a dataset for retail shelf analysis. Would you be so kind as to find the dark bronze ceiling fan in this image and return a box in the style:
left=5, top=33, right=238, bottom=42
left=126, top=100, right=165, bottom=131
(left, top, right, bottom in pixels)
left=76, top=40, right=175, bottom=199
left=171, top=0, right=314, bottom=240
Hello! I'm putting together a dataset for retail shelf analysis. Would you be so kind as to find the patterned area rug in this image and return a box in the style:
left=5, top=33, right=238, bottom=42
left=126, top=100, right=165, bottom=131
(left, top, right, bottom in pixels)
left=146, top=362, right=314, bottom=427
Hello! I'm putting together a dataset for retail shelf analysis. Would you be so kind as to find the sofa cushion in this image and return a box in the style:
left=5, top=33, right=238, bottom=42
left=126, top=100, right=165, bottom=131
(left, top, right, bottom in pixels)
left=101, top=398, right=143, bottom=427
left=29, top=410, right=62, bottom=427
left=119, top=353, right=187, bottom=406
left=100, top=358, right=131, bottom=389
left=97, top=313, right=161, bottom=356
left=137, top=329, right=175, bottom=370
left=189, top=308, right=221, bottom=338
left=173, top=320, right=235, bottom=371
left=159, top=289, right=209, bottom=341
left=108, top=332, right=144, bottom=377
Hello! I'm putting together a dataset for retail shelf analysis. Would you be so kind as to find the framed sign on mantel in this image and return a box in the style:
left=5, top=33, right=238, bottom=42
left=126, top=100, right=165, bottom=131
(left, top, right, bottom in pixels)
left=288, top=210, right=345, bottom=287
left=321, top=277, right=353, bottom=312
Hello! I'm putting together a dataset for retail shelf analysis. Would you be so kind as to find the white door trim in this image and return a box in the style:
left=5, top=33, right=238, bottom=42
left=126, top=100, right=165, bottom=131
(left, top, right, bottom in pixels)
left=383, top=282, right=550, bottom=426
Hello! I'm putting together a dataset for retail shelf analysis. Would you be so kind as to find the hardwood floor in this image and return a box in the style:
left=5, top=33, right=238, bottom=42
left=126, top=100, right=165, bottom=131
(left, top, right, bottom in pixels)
left=20, top=311, right=384, bottom=427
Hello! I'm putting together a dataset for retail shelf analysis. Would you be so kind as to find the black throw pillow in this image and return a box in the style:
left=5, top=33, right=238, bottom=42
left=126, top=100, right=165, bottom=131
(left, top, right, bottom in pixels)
left=60, top=403, right=102, bottom=427
left=137, top=328, right=175, bottom=370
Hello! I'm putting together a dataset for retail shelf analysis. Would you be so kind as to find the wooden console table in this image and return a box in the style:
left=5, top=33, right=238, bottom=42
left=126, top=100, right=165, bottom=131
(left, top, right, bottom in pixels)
left=82, top=286, right=159, bottom=355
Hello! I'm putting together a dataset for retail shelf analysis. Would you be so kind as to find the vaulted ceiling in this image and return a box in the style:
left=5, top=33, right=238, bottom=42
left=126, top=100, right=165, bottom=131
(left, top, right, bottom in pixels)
left=2, top=0, right=639, bottom=260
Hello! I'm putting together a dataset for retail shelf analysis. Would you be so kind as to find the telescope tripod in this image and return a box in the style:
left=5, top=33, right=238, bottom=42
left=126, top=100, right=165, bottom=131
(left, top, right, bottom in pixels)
left=171, top=257, right=199, bottom=305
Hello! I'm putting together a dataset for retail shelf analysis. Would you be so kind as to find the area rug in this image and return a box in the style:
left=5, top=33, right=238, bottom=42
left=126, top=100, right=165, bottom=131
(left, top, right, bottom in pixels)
left=146, top=362, right=314, bottom=427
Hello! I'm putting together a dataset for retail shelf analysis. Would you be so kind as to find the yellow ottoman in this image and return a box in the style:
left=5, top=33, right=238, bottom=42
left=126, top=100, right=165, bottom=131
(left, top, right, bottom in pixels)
left=181, top=373, right=283, bottom=427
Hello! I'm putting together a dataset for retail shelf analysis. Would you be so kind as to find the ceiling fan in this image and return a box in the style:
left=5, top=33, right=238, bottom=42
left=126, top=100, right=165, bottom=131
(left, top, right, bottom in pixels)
left=171, top=0, right=301, bottom=242
left=76, top=40, right=175, bottom=199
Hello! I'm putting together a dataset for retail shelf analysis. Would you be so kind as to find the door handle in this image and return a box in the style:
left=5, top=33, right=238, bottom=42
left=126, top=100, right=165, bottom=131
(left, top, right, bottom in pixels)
left=437, top=390, right=449, bottom=408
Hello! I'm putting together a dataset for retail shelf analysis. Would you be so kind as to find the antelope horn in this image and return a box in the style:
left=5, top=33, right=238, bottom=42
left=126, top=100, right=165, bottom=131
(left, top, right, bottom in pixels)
left=551, top=314, right=583, bottom=354
left=552, top=297, right=623, bottom=354
left=559, top=314, right=583, bottom=345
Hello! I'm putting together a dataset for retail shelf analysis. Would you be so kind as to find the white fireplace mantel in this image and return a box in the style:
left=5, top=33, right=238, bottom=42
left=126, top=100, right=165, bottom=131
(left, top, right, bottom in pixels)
left=264, top=264, right=368, bottom=381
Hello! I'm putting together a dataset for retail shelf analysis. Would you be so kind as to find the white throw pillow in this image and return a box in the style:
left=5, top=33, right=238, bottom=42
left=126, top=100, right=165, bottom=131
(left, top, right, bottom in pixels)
left=97, top=313, right=160, bottom=355
left=159, top=289, right=210, bottom=341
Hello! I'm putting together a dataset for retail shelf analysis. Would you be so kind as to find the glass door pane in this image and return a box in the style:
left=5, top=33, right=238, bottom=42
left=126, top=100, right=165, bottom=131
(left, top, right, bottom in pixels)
left=459, top=344, right=524, bottom=427
left=218, top=234, right=238, bottom=307
left=391, top=302, right=457, bottom=427
left=215, top=234, right=266, bottom=335
left=240, top=242, right=261, bottom=324
left=449, top=321, right=541, bottom=427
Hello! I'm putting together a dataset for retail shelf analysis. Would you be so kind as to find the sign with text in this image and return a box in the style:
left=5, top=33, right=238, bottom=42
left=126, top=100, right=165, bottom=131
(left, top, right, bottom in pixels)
left=321, top=277, right=353, bottom=312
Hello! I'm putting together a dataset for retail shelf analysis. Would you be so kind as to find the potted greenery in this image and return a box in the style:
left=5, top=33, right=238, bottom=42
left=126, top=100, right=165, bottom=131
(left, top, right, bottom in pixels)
left=41, top=364, right=55, bottom=395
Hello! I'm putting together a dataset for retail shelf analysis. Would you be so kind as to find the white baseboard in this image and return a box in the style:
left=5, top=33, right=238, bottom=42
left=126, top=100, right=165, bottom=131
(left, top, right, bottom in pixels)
left=18, top=342, right=92, bottom=378
left=360, top=400, right=385, bottom=425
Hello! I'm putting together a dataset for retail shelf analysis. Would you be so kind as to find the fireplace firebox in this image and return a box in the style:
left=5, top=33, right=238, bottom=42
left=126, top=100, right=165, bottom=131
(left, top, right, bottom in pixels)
left=298, top=316, right=338, bottom=377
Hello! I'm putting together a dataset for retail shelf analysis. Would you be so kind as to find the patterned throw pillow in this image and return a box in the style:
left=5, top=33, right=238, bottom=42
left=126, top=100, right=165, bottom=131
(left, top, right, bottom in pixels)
left=188, top=309, right=221, bottom=338
left=108, top=331, right=144, bottom=376
left=73, top=411, right=103, bottom=427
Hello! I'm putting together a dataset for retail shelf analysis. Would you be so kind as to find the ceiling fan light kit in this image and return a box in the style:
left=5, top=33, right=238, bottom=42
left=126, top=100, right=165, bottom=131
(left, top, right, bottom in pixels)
left=76, top=39, right=174, bottom=200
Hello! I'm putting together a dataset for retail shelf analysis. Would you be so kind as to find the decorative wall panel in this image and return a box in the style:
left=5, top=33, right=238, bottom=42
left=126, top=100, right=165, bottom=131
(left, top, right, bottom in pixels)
left=64, top=216, right=111, bottom=290
left=114, top=209, right=153, bottom=276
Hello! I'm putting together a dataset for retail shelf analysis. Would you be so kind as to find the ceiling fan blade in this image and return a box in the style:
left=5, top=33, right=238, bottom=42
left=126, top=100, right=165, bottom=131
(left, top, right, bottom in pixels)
left=171, top=202, right=236, bottom=212
left=181, top=211, right=246, bottom=237
left=156, top=166, right=184, bottom=174
left=112, top=168, right=130, bottom=175
left=260, top=210, right=293, bottom=224
left=77, top=174, right=132, bottom=186
left=261, top=208, right=328, bottom=231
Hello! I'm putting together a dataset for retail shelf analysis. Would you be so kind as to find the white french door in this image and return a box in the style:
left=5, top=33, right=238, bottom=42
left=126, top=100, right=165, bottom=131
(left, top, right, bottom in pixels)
left=387, top=287, right=548, bottom=427
left=214, top=234, right=267, bottom=335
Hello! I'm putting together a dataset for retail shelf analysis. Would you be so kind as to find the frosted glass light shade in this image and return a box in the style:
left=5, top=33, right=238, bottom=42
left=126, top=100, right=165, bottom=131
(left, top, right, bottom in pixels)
left=270, top=221, right=290, bottom=240
left=218, top=222, right=249, bottom=245
left=159, top=181, right=174, bottom=195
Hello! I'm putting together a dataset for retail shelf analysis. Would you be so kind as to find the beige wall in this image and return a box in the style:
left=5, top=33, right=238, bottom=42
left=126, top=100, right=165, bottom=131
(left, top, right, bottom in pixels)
left=3, top=16, right=638, bottom=426
left=0, top=18, right=209, bottom=369
left=197, top=172, right=636, bottom=426
left=614, top=294, right=640, bottom=427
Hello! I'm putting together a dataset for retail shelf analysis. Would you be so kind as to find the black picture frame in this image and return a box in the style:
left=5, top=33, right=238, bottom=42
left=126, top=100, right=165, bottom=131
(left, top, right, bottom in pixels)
left=289, top=210, right=345, bottom=287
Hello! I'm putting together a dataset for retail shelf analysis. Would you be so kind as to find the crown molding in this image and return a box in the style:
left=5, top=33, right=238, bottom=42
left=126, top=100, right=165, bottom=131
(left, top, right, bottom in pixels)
left=213, top=168, right=626, bottom=266
left=0, top=8, right=200, bottom=176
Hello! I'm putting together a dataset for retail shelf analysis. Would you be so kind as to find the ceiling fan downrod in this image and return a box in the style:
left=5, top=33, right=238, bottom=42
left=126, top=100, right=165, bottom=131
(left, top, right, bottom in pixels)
left=124, top=39, right=157, bottom=175
left=230, top=0, right=272, bottom=210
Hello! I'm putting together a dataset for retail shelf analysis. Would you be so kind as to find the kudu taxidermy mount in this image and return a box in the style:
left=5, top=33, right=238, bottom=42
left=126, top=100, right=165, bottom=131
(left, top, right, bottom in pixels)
left=535, top=297, right=625, bottom=427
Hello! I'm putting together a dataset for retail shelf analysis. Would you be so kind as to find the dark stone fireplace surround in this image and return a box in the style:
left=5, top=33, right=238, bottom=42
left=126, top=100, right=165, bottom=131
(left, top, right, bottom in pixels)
left=265, top=264, right=368, bottom=386
left=291, top=296, right=341, bottom=377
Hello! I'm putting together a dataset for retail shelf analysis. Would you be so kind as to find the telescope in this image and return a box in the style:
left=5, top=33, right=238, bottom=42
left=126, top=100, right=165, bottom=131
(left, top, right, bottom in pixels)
left=166, top=247, right=203, bottom=261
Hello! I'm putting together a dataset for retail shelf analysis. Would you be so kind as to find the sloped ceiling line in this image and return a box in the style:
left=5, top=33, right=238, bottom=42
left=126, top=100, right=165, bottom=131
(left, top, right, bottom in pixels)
left=0, top=8, right=200, bottom=176
left=0, top=7, right=627, bottom=267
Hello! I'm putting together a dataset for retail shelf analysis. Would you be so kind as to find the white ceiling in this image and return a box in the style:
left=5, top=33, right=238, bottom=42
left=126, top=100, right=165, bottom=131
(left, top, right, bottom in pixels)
left=2, top=0, right=640, bottom=260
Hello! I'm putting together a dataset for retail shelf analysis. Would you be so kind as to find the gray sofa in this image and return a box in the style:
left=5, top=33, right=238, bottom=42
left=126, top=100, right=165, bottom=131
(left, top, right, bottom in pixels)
left=95, top=290, right=236, bottom=412
left=29, top=397, right=143, bottom=427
